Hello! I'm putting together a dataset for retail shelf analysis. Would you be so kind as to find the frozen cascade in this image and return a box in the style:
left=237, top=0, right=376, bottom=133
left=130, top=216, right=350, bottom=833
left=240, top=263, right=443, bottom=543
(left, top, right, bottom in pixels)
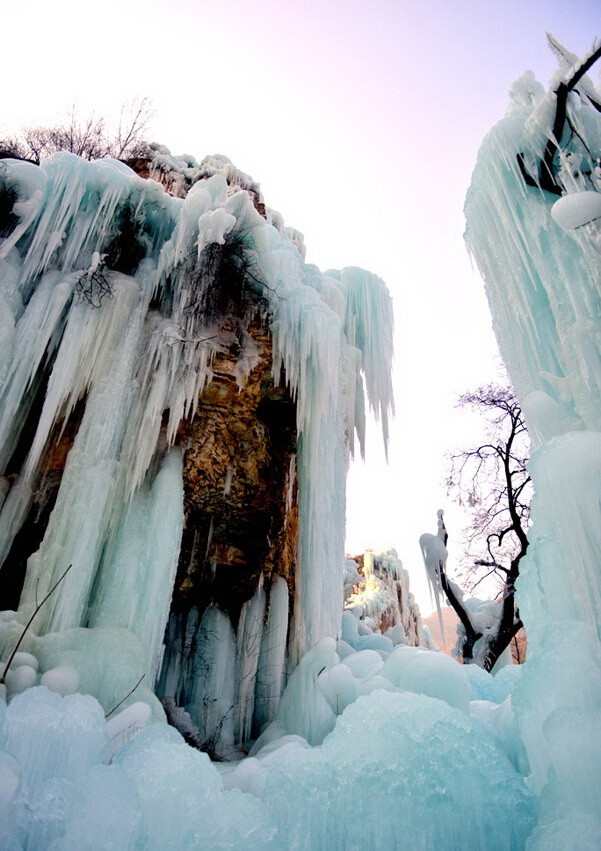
left=465, top=39, right=601, bottom=847
left=344, top=547, right=425, bottom=645
left=87, top=448, right=185, bottom=682
left=182, top=605, right=237, bottom=758
left=0, top=148, right=393, bottom=727
left=155, top=605, right=238, bottom=757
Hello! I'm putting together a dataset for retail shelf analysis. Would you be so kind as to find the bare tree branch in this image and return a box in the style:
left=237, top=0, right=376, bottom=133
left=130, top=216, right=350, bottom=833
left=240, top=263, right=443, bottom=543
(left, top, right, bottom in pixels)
left=440, top=383, right=531, bottom=670
left=2, top=101, right=153, bottom=165
left=0, top=564, right=73, bottom=684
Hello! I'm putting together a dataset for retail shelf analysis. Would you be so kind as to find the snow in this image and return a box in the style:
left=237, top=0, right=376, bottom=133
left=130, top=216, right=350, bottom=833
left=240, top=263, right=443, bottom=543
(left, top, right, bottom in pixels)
left=551, top=190, right=601, bottom=231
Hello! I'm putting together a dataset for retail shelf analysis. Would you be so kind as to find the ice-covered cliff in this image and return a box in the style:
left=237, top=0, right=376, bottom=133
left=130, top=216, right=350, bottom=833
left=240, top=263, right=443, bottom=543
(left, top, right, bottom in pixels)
left=345, top=548, right=426, bottom=645
left=0, top=148, right=393, bottom=747
left=0, top=142, right=540, bottom=851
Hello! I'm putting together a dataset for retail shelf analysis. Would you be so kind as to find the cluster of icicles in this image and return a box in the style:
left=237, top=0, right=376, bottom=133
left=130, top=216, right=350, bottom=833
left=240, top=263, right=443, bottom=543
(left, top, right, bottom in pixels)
left=0, top=151, right=394, bottom=718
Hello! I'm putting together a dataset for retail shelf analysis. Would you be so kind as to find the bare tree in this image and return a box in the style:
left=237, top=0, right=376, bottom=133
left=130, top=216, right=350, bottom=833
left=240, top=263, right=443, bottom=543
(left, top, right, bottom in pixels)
left=0, top=99, right=153, bottom=164
left=421, top=385, right=530, bottom=671
left=448, top=386, right=531, bottom=590
left=114, top=98, right=154, bottom=160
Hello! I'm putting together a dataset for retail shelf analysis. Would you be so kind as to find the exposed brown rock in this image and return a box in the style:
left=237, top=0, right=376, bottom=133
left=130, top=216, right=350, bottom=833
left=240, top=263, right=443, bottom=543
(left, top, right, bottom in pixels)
left=173, top=319, right=297, bottom=625
left=124, top=157, right=150, bottom=180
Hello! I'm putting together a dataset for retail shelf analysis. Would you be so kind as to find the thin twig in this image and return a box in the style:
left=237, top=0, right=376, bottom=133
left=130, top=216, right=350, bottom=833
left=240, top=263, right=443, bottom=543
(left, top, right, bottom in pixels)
left=0, top=563, right=73, bottom=684
left=105, top=673, right=145, bottom=719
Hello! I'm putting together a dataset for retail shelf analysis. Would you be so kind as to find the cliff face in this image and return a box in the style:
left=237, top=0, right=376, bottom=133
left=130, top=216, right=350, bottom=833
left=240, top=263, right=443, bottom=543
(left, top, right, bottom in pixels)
left=173, top=322, right=297, bottom=623
left=124, top=155, right=300, bottom=669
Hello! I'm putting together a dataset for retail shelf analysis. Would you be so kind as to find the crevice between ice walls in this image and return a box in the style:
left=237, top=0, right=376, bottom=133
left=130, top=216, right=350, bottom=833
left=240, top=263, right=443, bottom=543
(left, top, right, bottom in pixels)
left=464, top=48, right=601, bottom=845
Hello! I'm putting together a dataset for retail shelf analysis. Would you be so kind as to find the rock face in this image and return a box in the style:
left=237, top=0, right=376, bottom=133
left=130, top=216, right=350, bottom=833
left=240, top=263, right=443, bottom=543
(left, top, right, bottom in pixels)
left=139, top=152, right=299, bottom=631
left=173, top=321, right=297, bottom=624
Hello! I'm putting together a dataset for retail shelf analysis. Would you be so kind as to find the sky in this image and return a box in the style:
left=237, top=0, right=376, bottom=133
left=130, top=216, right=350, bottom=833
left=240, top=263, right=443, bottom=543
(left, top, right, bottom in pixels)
left=1, top=0, right=599, bottom=613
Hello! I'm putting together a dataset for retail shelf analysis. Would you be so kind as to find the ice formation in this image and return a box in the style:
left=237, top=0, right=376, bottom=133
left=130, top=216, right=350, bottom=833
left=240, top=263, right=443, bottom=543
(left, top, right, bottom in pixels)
left=0, top=148, right=393, bottom=718
left=465, top=37, right=601, bottom=847
left=2, top=36, right=601, bottom=846
left=344, top=547, right=425, bottom=644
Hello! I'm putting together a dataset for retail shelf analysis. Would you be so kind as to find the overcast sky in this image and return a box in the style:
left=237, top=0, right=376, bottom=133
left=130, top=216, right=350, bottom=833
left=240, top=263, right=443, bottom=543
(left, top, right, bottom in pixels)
left=1, top=0, right=599, bottom=612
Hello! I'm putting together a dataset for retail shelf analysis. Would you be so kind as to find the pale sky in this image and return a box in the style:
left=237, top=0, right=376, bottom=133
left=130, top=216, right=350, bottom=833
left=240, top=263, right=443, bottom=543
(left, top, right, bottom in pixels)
left=1, top=0, right=599, bottom=613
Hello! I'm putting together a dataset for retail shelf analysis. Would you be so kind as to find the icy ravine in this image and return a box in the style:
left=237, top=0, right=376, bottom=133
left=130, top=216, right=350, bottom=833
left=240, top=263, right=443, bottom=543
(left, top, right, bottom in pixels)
left=23, top=60, right=601, bottom=842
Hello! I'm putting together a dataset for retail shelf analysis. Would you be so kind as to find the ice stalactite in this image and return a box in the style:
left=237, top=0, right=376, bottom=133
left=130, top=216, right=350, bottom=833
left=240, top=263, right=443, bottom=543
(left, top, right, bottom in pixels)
left=155, top=606, right=237, bottom=755
left=87, top=449, right=185, bottom=683
left=419, top=525, right=448, bottom=646
left=254, top=575, right=289, bottom=730
left=235, top=580, right=266, bottom=747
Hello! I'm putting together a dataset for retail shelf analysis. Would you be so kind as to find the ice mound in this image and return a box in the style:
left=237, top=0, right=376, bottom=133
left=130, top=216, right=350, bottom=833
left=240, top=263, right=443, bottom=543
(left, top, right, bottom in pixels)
left=381, top=645, right=471, bottom=712
left=0, top=687, right=274, bottom=848
left=261, top=690, right=534, bottom=850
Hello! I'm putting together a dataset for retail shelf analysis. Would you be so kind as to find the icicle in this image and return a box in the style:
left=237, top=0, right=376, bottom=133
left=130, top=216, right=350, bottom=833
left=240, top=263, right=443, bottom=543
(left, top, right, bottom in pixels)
left=235, top=580, right=266, bottom=746
left=87, top=449, right=184, bottom=682
left=223, top=466, right=233, bottom=496
left=418, top=532, right=447, bottom=648
left=254, top=576, right=289, bottom=729
left=0, top=159, right=47, bottom=262
left=187, top=605, right=237, bottom=757
left=0, top=147, right=394, bottom=731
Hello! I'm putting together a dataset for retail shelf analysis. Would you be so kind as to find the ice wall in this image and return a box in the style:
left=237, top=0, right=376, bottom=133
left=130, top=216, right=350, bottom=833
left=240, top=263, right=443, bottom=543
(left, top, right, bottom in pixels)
left=465, top=41, right=601, bottom=846
left=0, top=150, right=393, bottom=724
